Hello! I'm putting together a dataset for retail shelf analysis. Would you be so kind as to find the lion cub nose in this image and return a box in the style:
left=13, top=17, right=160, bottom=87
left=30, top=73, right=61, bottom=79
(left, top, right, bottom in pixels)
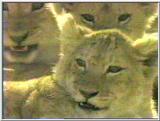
left=79, top=89, right=99, bottom=99
left=10, top=32, right=29, bottom=44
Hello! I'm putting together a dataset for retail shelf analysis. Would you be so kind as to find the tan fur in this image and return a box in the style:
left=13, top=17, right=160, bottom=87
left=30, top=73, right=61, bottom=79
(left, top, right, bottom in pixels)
left=55, top=16, right=158, bottom=118
left=4, top=3, right=60, bottom=64
left=145, top=13, right=158, bottom=33
left=4, top=3, right=158, bottom=119
left=53, top=3, right=157, bottom=40
left=4, top=16, right=158, bottom=118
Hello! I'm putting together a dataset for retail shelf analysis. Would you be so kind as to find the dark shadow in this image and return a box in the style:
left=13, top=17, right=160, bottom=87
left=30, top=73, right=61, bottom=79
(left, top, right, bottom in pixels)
left=153, top=77, right=158, bottom=111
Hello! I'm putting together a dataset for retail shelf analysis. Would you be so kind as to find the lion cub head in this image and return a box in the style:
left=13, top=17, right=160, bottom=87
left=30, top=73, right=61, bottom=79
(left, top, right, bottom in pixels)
left=53, top=3, right=157, bottom=40
left=55, top=16, right=158, bottom=118
left=3, top=3, right=60, bottom=64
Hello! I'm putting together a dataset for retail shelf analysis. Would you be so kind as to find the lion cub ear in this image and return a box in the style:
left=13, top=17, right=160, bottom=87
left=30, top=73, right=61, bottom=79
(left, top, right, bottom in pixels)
left=132, top=33, right=158, bottom=79
left=59, top=14, right=85, bottom=54
left=132, top=33, right=158, bottom=56
left=60, top=14, right=82, bottom=40
left=60, top=14, right=92, bottom=40
left=60, top=14, right=92, bottom=54
left=145, top=13, right=158, bottom=33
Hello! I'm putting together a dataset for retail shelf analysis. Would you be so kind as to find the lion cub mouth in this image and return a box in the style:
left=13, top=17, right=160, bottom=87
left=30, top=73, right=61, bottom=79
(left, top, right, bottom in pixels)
left=5, top=44, right=38, bottom=55
left=78, top=102, right=101, bottom=111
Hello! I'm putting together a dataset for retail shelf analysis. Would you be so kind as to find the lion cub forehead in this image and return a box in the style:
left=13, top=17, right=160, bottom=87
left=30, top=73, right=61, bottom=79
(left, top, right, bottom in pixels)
left=76, top=30, right=132, bottom=56
left=85, top=29, right=133, bottom=45
left=62, top=3, right=156, bottom=13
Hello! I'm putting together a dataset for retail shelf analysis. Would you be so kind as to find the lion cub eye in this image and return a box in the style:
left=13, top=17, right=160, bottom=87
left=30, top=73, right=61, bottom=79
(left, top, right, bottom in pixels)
left=76, top=58, right=86, bottom=67
left=81, top=14, right=95, bottom=25
left=106, top=66, right=125, bottom=73
left=32, top=3, right=44, bottom=11
left=118, top=13, right=131, bottom=25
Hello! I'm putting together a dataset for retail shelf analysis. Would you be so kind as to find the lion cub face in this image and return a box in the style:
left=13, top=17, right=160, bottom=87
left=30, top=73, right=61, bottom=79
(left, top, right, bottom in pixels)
left=56, top=17, right=157, bottom=117
left=54, top=3, right=157, bottom=40
left=3, top=3, right=60, bottom=64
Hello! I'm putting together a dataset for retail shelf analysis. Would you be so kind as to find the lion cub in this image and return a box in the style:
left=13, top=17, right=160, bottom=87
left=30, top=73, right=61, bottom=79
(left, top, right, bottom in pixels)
left=3, top=3, right=60, bottom=64
left=4, top=15, right=158, bottom=118
left=53, top=2, right=158, bottom=112
left=53, top=3, right=157, bottom=40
